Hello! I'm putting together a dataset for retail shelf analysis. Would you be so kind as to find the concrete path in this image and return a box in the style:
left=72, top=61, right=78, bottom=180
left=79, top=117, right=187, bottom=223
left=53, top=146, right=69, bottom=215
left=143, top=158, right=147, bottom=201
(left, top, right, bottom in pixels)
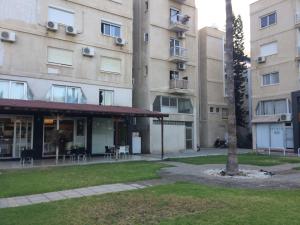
left=0, top=179, right=172, bottom=209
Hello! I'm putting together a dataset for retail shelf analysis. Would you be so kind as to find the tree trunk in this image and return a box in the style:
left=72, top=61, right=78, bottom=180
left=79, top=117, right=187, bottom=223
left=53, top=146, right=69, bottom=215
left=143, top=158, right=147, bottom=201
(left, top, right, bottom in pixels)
left=225, top=0, right=239, bottom=175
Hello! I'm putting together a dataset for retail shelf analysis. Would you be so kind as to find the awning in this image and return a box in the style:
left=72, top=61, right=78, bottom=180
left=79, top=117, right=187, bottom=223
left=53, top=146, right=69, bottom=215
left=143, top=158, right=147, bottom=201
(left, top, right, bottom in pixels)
left=0, top=99, right=168, bottom=118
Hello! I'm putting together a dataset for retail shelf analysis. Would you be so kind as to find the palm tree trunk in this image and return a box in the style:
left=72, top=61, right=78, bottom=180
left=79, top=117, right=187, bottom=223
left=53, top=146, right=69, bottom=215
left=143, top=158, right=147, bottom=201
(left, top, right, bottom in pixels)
left=225, top=0, right=239, bottom=175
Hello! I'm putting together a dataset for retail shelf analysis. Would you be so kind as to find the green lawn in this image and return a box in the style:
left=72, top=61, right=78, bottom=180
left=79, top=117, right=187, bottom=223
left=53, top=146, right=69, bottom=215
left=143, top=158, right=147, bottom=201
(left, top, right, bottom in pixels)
left=168, top=153, right=300, bottom=166
left=1, top=182, right=300, bottom=225
left=0, top=161, right=167, bottom=198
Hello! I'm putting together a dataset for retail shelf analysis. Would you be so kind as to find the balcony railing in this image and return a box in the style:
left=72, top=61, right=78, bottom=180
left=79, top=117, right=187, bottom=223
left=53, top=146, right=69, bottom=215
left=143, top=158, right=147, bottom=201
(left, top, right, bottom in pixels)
left=169, top=46, right=187, bottom=62
left=170, top=79, right=188, bottom=90
left=169, top=14, right=190, bottom=32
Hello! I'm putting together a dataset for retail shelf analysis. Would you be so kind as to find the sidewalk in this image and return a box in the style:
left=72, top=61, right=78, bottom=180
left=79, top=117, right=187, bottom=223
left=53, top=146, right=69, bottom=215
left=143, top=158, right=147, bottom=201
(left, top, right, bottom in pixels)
left=0, top=179, right=172, bottom=209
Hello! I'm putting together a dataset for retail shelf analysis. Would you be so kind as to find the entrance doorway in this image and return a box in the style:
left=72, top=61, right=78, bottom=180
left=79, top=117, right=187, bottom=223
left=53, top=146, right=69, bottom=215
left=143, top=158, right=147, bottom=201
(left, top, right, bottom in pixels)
left=185, top=122, right=193, bottom=150
left=0, top=116, right=33, bottom=159
left=43, top=117, right=86, bottom=157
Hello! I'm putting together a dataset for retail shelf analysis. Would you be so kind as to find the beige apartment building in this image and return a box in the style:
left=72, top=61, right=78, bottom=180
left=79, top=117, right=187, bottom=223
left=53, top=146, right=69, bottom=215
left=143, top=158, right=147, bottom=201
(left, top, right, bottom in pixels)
left=0, top=0, right=162, bottom=160
left=198, top=27, right=228, bottom=148
left=250, top=0, right=300, bottom=152
left=133, top=0, right=199, bottom=153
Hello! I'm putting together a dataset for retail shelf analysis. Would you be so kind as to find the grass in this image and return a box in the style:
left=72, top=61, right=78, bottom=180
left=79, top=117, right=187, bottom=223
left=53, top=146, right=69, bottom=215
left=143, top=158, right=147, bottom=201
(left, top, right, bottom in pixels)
left=1, top=182, right=300, bottom=225
left=0, top=161, right=167, bottom=198
left=168, top=153, right=300, bottom=166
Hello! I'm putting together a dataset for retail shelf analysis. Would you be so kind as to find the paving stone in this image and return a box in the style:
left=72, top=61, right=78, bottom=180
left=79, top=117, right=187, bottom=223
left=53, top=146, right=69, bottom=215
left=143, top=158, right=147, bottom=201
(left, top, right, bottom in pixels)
left=0, top=199, right=8, bottom=209
left=28, top=195, right=49, bottom=204
left=43, top=192, right=66, bottom=201
left=59, top=190, right=81, bottom=198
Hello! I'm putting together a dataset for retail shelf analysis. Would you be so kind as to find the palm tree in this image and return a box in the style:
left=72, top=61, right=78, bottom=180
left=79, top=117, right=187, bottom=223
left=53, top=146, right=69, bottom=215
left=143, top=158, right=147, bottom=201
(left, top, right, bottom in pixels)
left=225, top=0, right=239, bottom=175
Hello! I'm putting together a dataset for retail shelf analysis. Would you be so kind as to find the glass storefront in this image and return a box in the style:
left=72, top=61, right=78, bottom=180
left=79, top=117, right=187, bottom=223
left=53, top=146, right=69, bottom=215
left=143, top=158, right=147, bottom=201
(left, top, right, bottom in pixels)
left=43, top=117, right=86, bottom=157
left=0, top=116, right=33, bottom=158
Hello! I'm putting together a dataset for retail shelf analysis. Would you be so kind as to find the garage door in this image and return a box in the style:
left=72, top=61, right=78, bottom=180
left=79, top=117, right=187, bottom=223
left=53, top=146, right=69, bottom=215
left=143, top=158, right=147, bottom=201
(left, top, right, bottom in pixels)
left=256, top=124, right=270, bottom=148
left=270, top=124, right=284, bottom=148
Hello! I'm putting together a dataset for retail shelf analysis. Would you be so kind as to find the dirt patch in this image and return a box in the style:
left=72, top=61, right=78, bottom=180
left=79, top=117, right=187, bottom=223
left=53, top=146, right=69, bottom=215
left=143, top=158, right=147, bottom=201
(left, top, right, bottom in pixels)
left=72, top=192, right=225, bottom=225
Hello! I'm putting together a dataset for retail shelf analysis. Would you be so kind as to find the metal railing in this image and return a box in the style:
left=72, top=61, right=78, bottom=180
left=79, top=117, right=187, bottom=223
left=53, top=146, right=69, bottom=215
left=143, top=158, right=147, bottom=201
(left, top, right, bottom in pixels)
left=170, top=79, right=188, bottom=89
left=170, top=14, right=190, bottom=26
left=170, top=46, right=187, bottom=58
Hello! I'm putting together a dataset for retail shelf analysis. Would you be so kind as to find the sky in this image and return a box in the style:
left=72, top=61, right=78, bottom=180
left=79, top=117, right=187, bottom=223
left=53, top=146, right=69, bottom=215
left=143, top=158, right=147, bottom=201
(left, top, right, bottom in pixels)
left=197, top=0, right=257, bottom=55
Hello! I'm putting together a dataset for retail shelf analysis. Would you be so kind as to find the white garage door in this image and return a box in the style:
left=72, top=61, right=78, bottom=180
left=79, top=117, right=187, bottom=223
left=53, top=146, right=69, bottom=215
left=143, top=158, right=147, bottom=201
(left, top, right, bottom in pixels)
left=256, top=124, right=270, bottom=148
left=270, top=124, right=284, bottom=148
left=256, top=123, right=285, bottom=149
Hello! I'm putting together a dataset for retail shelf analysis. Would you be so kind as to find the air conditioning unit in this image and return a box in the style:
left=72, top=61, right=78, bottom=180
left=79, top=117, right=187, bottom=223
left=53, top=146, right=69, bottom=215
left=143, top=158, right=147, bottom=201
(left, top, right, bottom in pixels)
left=115, top=37, right=126, bottom=46
left=0, top=31, right=16, bottom=42
left=47, top=21, right=58, bottom=31
left=257, top=56, right=266, bottom=64
left=82, top=47, right=95, bottom=57
left=177, top=31, right=186, bottom=39
left=177, top=62, right=186, bottom=71
left=280, top=114, right=292, bottom=122
left=65, top=26, right=77, bottom=35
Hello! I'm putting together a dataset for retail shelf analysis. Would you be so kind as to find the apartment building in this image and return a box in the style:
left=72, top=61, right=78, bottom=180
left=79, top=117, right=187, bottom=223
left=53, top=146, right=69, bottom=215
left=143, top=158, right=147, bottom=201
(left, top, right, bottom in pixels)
left=198, top=27, right=228, bottom=148
left=133, top=0, right=198, bottom=153
left=0, top=0, right=164, bottom=160
left=250, top=0, right=300, bottom=152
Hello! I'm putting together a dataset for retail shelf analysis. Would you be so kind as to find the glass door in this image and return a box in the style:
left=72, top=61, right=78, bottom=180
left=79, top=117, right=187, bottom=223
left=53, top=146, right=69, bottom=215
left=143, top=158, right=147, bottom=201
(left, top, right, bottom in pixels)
left=14, top=118, right=33, bottom=158
left=0, top=118, right=14, bottom=158
left=185, top=122, right=193, bottom=150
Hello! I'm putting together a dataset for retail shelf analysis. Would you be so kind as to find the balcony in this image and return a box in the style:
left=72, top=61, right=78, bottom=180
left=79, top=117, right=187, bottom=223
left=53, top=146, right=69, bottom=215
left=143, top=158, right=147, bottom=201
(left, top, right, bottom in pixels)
left=169, top=46, right=188, bottom=63
left=169, top=14, right=190, bottom=32
left=295, top=13, right=300, bottom=27
left=169, top=79, right=189, bottom=94
left=171, top=0, right=186, bottom=4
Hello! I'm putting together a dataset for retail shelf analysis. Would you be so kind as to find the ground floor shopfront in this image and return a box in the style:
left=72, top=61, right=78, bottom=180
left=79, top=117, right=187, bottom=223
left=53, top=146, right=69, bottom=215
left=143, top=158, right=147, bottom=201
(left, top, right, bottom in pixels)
left=0, top=99, right=167, bottom=160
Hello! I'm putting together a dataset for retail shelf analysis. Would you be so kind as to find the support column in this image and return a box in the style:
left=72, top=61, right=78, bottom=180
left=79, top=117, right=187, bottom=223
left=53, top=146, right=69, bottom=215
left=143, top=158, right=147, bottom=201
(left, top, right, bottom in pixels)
left=160, top=117, right=164, bottom=160
left=33, top=113, right=44, bottom=159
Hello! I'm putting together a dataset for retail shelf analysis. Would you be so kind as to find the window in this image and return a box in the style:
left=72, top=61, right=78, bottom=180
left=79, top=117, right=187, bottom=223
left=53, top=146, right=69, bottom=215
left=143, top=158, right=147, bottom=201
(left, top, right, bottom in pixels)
left=170, top=8, right=180, bottom=23
left=153, top=96, right=193, bottom=114
left=260, top=42, right=278, bottom=57
left=178, top=98, right=193, bottom=114
left=99, top=90, right=114, bottom=106
left=260, top=12, right=276, bottom=28
left=101, top=21, right=121, bottom=37
left=210, top=107, right=214, bottom=113
left=262, top=72, right=279, bottom=86
left=256, top=99, right=289, bottom=115
left=144, top=33, right=149, bottom=43
left=48, top=6, right=74, bottom=26
left=50, top=85, right=86, bottom=104
left=216, top=108, right=220, bottom=113
left=222, top=108, right=228, bottom=119
left=48, top=47, right=73, bottom=66
left=145, top=1, right=149, bottom=12
left=170, top=71, right=179, bottom=80
left=100, top=57, right=121, bottom=74
left=0, top=80, right=32, bottom=100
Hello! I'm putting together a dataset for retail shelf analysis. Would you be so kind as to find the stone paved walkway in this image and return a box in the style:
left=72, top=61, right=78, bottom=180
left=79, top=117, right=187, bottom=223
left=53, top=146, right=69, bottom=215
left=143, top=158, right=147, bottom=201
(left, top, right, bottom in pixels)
left=0, top=179, right=172, bottom=209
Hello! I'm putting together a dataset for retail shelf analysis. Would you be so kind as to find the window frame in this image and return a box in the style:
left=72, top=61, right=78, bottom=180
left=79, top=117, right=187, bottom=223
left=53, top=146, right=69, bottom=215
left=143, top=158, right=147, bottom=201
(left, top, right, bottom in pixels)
left=51, top=85, right=85, bottom=104
left=47, top=47, right=73, bottom=67
left=260, top=41, right=278, bottom=57
left=100, top=56, right=122, bottom=74
left=100, top=20, right=122, bottom=38
left=260, top=11, right=277, bottom=29
left=48, top=6, right=75, bottom=27
left=261, top=72, right=280, bottom=86
left=99, top=89, right=114, bottom=106
left=256, top=99, right=289, bottom=116
left=0, top=80, right=30, bottom=100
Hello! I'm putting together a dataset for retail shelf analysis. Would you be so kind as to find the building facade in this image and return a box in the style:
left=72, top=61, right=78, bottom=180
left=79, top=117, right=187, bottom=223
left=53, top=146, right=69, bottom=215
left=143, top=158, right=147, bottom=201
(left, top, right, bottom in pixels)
left=133, top=0, right=198, bottom=153
left=0, top=0, right=156, bottom=160
left=198, top=27, right=228, bottom=148
left=250, top=0, right=300, bottom=151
